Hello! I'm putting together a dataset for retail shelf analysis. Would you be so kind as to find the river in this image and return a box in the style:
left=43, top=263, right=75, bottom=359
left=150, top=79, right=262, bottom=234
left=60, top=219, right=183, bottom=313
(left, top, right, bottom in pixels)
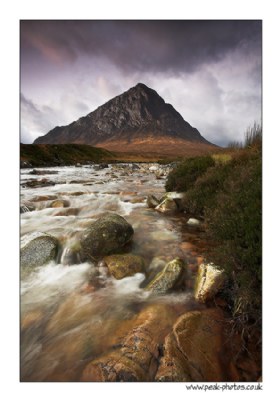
left=20, top=163, right=208, bottom=382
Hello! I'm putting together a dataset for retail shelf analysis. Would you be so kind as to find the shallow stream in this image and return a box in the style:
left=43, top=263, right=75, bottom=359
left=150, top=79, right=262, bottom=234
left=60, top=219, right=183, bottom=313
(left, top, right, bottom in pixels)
left=20, top=164, right=208, bottom=381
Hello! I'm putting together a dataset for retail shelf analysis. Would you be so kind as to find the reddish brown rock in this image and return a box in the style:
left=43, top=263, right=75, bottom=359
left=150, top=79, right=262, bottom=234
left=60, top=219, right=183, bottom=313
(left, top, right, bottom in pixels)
left=156, top=308, right=239, bottom=382
left=81, top=304, right=176, bottom=382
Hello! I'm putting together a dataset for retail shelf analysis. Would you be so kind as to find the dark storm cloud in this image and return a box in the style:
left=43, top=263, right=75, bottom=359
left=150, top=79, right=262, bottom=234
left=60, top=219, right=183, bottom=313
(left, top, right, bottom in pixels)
left=21, top=20, right=261, bottom=73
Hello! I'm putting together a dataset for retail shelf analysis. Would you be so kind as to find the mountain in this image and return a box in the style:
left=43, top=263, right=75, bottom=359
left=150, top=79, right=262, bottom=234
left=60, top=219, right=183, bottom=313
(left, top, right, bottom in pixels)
left=34, top=83, right=216, bottom=155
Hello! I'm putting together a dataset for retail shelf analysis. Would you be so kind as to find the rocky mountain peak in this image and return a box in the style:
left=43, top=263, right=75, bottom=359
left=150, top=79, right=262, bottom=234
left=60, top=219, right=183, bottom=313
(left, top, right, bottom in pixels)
left=34, top=83, right=213, bottom=153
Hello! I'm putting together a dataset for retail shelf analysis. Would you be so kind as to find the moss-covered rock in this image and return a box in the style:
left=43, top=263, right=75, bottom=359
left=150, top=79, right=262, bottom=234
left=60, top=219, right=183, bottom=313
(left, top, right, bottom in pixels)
left=145, top=258, right=184, bottom=294
left=156, top=308, right=239, bottom=382
left=79, top=213, right=134, bottom=259
left=104, top=254, right=145, bottom=279
left=194, top=263, right=226, bottom=303
left=21, top=231, right=59, bottom=269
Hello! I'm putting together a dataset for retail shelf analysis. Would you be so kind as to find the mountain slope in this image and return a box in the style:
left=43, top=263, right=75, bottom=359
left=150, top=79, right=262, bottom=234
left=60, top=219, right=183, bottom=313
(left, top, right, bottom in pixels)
left=34, top=83, right=216, bottom=154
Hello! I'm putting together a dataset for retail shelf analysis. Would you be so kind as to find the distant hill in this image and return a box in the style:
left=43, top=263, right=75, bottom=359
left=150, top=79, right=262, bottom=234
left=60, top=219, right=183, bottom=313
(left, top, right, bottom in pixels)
left=33, top=83, right=217, bottom=155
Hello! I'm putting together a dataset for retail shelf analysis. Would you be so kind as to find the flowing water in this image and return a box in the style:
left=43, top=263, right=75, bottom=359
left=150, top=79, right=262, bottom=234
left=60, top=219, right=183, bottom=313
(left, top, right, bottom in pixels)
left=20, top=164, right=208, bottom=381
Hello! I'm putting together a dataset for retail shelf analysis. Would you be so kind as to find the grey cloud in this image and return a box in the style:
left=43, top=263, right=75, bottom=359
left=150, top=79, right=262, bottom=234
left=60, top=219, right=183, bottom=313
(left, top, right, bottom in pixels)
left=21, top=93, right=61, bottom=142
left=21, top=20, right=262, bottom=74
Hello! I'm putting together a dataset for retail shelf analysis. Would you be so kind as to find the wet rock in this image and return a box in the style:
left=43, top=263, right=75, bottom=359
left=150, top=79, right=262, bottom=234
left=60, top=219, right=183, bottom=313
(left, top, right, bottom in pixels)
left=104, top=254, right=145, bottom=279
left=31, top=195, right=58, bottom=202
left=146, top=194, right=160, bottom=208
left=49, top=199, right=70, bottom=208
left=81, top=304, right=176, bottom=382
left=21, top=232, right=59, bottom=269
left=156, top=308, right=239, bottom=382
left=129, top=197, right=145, bottom=204
left=23, top=178, right=56, bottom=188
left=79, top=213, right=134, bottom=258
left=20, top=201, right=35, bottom=213
left=60, top=246, right=81, bottom=265
left=145, top=258, right=184, bottom=294
left=54, top=207, right=80, bottom=217
left=155, top=197, right=178, bottom=213
left=29, top=169, right=58, bottom=175
left=187, top=218, right=201, bottom=226
left=194, top=263, right=226, bottom=303
left=98, top=163, right=109, bottom=169
left=155, top=170, right=165, bottom=179
left=160, top=192, right=188, bottom=211
left=132, top=163, right=140, bottom=170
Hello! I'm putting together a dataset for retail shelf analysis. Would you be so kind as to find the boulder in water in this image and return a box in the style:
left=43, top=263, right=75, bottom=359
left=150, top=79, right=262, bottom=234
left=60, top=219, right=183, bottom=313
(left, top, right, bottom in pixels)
left=49, top=199, right=70, bottom=208
left=145, top=258, right=184, bottom=294
left=21, top=231, right=59, bottom=269
left=81, top=304, right=176, bottom=382
left=23, top=178, right=56, bottom=188
left=194, top=263, right=226, bottom=303
left=155, top=308, right=239, bottom=382
left=79, top=213, right=134, bottom=258
left=103, top=254, right=145, bottom=279
left=146, top=194, right=160, bottom=209
left=155, top=197, right=178, bottom=213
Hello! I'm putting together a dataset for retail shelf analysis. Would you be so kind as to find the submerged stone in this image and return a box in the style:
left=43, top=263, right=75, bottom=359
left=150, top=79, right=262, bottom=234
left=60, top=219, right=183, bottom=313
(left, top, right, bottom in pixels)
left=21, top=231, right=59, bottom=269
left=104, top=254, right=145, bottom=279
left=145, top=258, right=184, bottom=294
left=194, top=263, right=226, bottom=303
left=79, top=213, right=134, bottom=258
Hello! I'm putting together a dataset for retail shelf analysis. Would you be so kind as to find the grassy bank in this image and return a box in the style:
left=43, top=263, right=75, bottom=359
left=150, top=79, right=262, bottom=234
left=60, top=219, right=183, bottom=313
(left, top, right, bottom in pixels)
left=166, top=126, right=262, bottom=337
left=20, top=143, right=185, bottom=167
left=20, top=143, right=115, bottom=167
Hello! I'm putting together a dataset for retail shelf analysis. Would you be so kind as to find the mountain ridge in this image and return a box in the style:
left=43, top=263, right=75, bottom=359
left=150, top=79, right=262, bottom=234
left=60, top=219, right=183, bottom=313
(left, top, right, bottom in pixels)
left=34, top=83, right=216, bottom=153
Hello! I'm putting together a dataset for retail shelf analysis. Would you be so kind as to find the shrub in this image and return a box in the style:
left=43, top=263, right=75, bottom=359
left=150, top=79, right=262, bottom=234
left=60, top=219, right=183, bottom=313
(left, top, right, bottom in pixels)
left=165, top=129, right=262, bottom=336
left=165, top=155, right=215, bottom=192
left=205, top=154, right=262, bottom=327
left=182, top=162, right=232, bottom=216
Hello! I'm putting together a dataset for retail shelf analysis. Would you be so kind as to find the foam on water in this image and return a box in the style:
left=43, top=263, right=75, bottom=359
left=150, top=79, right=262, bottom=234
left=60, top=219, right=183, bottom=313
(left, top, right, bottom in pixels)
left=21, top=262, right=92, bottom=309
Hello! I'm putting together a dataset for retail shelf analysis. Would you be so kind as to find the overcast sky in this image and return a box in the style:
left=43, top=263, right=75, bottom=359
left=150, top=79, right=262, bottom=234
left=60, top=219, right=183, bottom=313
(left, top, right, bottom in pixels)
left=20, top=20, right=262, bottom=147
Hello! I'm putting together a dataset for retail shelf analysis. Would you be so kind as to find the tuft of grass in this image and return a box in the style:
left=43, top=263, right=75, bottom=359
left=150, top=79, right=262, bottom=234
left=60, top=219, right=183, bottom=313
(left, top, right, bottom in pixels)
left=244, top=122, right=262, bottom=149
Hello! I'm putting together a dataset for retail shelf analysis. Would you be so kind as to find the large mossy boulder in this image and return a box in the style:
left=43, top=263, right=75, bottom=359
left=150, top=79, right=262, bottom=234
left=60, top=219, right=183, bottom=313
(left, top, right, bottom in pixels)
left=103, top=254, right=145, bottom=279
left=21, top=231, right=59, bottom=269
left=145, top=258, right=184, bottom=294
left=155, top=308, right=239, bottom=382
left=79, top=213, right=134, bottom=259
left=194, top=263, right=226, bottom=303
left=81, top=304, right=176, bottom=382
